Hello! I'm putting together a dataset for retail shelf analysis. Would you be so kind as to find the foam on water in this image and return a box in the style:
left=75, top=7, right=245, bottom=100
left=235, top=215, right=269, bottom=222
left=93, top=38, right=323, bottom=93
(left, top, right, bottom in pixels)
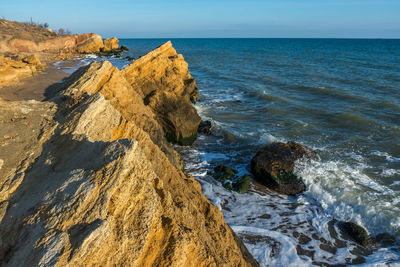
left=181, top=144, right=400, bottom=266
left=296, top=158, right=400, bottom=234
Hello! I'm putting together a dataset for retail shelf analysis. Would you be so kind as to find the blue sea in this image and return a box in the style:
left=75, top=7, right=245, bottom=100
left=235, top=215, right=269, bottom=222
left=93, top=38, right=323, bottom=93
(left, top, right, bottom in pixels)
left=68, top=39, right=400, bottom=266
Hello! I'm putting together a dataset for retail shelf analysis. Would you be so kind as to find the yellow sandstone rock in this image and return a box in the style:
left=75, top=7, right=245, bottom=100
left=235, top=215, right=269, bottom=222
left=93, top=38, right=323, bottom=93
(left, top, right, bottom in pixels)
left=122, top=41, right=201, bottom=145
left=103, top=37, right=119, bottom=52
left=0, top=19, right=117, bottom=88
left=76, top=34, right=104, bottom=54
left=0, top=55, right=35, bottom=88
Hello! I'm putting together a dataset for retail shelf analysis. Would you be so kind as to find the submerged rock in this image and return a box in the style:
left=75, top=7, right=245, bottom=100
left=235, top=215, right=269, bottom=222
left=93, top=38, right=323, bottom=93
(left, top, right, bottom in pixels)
left=234, top=175, right=251, bottom=193
left=214, top=165, right=238, bottom=181
left=338, top=221, right=374, bottom=248
left=374, top=233, right=396, bottom=247
left=213, top=166, right=251, bottom=194
left=250, top=141, right=313, bottom=195
left=198, top=120, right=212, bottom=135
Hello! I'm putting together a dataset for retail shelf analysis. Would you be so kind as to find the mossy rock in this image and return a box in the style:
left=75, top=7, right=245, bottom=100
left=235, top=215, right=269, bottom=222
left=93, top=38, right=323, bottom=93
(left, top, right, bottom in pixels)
left=166, top=132, right=197, bottom=146
left=275, top=170, right=300, bottom=185
left=223, top=181, right=233, bottom=190
left=213, top=165, right=237, bottom=182
left=178, top=132, right=198, bottom=146
left=338, top=221, right=374, bottom=248
left=233, top=175, right=251, bottom=193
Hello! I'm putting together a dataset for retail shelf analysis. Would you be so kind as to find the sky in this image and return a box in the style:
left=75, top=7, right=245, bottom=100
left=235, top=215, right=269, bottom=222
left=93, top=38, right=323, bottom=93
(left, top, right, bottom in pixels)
left=1, top=0, right=400, bottom=38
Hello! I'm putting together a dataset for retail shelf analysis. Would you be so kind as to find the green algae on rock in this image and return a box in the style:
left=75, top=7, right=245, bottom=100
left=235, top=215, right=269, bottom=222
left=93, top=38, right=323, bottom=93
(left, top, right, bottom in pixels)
left=212, top=166, right=251, bottom=193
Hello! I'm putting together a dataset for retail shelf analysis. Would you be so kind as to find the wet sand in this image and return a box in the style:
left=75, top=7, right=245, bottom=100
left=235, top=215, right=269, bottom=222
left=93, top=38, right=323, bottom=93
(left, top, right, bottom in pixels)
left=0, top=59, right=81, bottom=101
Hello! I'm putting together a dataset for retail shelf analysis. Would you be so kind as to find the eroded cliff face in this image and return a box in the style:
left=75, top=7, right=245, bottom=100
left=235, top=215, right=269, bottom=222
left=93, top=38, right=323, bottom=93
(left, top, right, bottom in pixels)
left=0, top=42, right=258, bottom=266
left=122, top=41, right=201, bottom=145
left=0, top=19, right=122, bottom=89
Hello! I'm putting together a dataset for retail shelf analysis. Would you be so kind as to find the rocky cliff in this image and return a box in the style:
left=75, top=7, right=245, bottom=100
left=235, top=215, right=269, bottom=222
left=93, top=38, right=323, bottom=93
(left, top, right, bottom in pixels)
left=0, top=42, right=258, bottom=266
left=0, top=19, right=121, bottom=88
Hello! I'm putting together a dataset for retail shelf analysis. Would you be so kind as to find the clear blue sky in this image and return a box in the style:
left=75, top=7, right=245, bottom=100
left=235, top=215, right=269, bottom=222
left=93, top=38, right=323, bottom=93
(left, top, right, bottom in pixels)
left=2, top=0, right=399, bottom=38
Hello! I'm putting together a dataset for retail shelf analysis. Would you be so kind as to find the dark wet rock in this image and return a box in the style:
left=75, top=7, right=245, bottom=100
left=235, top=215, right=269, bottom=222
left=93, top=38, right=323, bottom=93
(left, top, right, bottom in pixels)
left=293, top=231, right=312, bottom=245
left=350, top=256, right=366, bottom=265
left=312, top=261, right=337, bottom=267
left=223, top=181, right=233, bottom=190
left=213, top=165, right=237, bottom=181
left=319, top=244, right=337, bottom=255
left=296, top=245, right=315, bottom=258
left=350, top=246, right=371, bottom=257
left=338, top=221, right=374, bottom=248
left=334, top=239, right=347, bottom=249
left=125, top=56, right=135, bottom=61
left=250, top=141, right=314, bottom=195
left=374, top=233, right=396, bottom=247
left=213, top=166, right=251, bottom=193
left=198, top=120, right=212, bottom=135
left=120, top=45, right=129, bottom=51
left=258, top=214, right=271, bottom=219
left=234, top=175, right=251, bottom=193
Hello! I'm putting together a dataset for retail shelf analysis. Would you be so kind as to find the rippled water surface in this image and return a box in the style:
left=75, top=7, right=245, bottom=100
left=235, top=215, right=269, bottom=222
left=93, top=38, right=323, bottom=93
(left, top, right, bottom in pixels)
left=91, top=39, right=400, bottom=266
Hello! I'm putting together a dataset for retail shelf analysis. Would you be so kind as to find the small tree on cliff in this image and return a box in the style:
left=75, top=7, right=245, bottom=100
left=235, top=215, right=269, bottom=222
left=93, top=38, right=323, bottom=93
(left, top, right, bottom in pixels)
left=57, top=28, right=72, bottom=35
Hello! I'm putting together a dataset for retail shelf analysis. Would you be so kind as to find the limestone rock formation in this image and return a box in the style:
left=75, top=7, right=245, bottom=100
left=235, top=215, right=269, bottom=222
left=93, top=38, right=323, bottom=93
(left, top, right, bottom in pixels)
left=76, top=34, right=104, bottom=53
left=0, top=42, right=258, bottom=266
left=0, top=19, right=122, bottom=88
left=103, top=37, right=119, bottom=52
left=250, top=141, right=314, bottom=195
left=122, top=41, right=201, bottom=145
left=0, top=55, right=36, bottom=88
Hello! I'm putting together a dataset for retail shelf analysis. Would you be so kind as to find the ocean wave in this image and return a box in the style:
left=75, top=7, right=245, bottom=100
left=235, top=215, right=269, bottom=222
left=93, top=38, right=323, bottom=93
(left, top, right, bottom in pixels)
left=371, top=151, right=400, bottom=163
left=295, top=158, right=400, bottom=236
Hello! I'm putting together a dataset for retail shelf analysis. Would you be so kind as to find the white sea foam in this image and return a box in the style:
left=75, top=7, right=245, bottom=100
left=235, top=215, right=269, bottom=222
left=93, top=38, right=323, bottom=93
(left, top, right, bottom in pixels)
left=84, top=54, right=99, bottom=59
left=296, top=158, right=400, bottom=235
left=232, top=226, right=310, bottom=267
left=382, top=168, right=400, bottom=177
left=371, top=151, right=400, bottom=162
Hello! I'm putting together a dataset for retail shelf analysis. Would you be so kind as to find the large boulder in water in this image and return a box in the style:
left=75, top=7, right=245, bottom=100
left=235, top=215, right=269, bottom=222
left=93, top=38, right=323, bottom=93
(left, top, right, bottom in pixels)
left=122, top=41, right=200, bottom=145
left=250, top=141, right=313, bottom=195
left=103, top=37, right=119, bottom=52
